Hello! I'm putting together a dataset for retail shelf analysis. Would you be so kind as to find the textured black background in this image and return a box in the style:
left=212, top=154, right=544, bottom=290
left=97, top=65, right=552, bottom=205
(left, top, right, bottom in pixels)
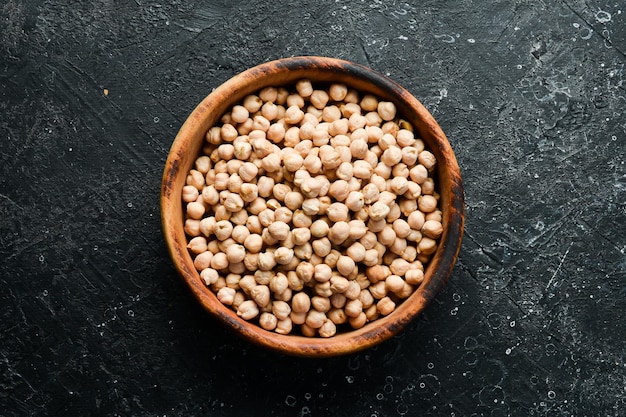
left=2, top=0, right=626, bottom=416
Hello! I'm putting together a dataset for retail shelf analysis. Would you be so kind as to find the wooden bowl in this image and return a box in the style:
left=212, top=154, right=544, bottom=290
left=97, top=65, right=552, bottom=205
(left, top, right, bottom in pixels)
left=161, top=56, right=464, bottom=357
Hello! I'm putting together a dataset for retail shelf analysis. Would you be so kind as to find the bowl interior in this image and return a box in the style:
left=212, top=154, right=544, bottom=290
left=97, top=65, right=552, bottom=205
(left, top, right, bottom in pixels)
left=161, top=56, right=464, bottom=357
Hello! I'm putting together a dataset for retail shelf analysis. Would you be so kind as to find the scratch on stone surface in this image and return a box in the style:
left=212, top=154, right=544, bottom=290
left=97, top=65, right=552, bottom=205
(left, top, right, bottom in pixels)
left=562, top=0, right=626, bottom=60
left=527, top=206, right=580, bottom=248
left=546, top=242, right=573, bottom=290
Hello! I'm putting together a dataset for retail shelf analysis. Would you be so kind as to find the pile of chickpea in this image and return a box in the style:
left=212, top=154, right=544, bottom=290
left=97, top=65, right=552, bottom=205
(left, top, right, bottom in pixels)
left=183, top=79, right=442, bottom=338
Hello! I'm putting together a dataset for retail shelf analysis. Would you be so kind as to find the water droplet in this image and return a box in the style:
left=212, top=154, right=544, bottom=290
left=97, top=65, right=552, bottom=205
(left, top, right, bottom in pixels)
left=154, top=116, right=160, bottom=123
left=127, top=310, right=135, bottom=317
left=467, top=38, right=476, bottom=43
left=285, top=395, right=296, bottom=406
left=38, top=254, right=45, bottom=262
left=345, top=375, right=354, bottom=383
left=548, top=390, right=556, bottom=399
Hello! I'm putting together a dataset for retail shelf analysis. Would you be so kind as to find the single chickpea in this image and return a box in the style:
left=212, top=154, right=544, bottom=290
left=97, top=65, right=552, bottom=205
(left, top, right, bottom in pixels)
left=418, top=150, right=437, bottom=171
left=322, top=105, right=342, bottom=122
left=421, top=178, right=436, bottom=195
left=211, top=252, right=229, bottom=270
left=328, top=221, right=351, bottom=246
left=377, top=297, right=395, bottom=316
left=329, top=83, right=348, bottom=101
left=272, top=300, right=292, bottom=320
left=377, top=101, right=396, bottom=121
left=421, top=220, right=443, bottom=239
left=259, top=86, right=278, bottom=103
left=259, top=312, right=278, bottom=331
left=360, top=94, right=378, bottom=112
left=409, top=164, right=429, bottom=184
left=296, top=79, right=313, bottom=97
left=186, top=201, right=206, bottom=220
left=274, top=124, right=292, bottom=145
left=217, top=287, right=236, bottom=305
left=220, top=124, right=238, bottom=142
left=311, top=296, right=331, bottom=313
left=344, top=191, right=364, bottom=212
left=314, top=263, right=333, bottom=282
left=318, top=320, right=337, bottom=338
left=226, top=244, right=246, bottom=264
left=336, top=255, right=356, bottom=277
left=182, top=185, right=200, bottom=202
left=185, top=219, right=201, bottom=237
left=344, top=281, right=362, bottom=300
left=257, top=251, right=277, bottom=270
left=328, top=119, right=349, bottom=137
left=193, top=251, right=213, bottom=271
left=327, top=203, right=349, bottom=222
left=237, top=300, right=259, bottom=320
left=368, top=201, right=391, bottom=221
left=294, top=262, right=314, bottom=284
left=353, top=160, right=373, bottom=180
left=381, top=146, right=403, bottom=167
left=250, top=284, right=271, bottom=307
left=305, top=310, right=327, bottom=329
left=348, top=312, right=368, bottom=329
left=292, top=210, right=312, bottom=228
left=349, top=138, right=369, bottom=159
left=269, top=272, right=289, bottom=295
left=275, top=317, right=293, bottom=335
left=230, top=105, right=249, bottom=124
left=405, top=269, right=424, bottom=286
left=328, top=308, right=347, bottom=325
left=291, top=292, right=311, bottom=313
left=309, top=90, right=329, bottom=109
left=336, top=162, right=354, bottom=181
left=328, top=180, right=350, bottom=201
left=369, top=281, right=387, bottom=299
left=418, top=195, right=438, bottom=213
left=418, top=237, right=438, bottom=255
left=310, top=219, right=330, bottom=238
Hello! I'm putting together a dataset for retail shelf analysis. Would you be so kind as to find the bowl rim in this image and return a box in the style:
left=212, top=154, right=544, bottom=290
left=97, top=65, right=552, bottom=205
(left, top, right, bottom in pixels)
left=161, top=56, right=465, bottom=357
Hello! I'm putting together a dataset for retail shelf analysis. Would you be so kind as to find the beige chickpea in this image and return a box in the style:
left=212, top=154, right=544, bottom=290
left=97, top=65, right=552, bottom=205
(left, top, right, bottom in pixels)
left=243, top=233, right=263, bottom=253
left=381, top=121, right=399, bottom=136
left=328, top=221, right=350, bottom=246
left=257, top=251, right=277, bottom=270
left=349, top=138, right=369, bottom=160
left=271, top=300, right=291, bottom=321
left=273, top=247, right=294, bottom=265
left=318, top=320, right=337, bottom=338
left=348, top=312, right=368, bottom=329
left=377, top=101, right=396, bottom=121
left=311, top=296, right=331, bottom=313
left=184, top=219, right=201, bottom=237
left=396, top=129, right=415, bottom=147
left=328, top=180, right=350, bottom=201
left=390, top=258, right=411, bottom=276
left=344, top=299, right=363, bottom=318
left=421, top=220, right=443, bottom=239
left=353, top=160, right=373, bottom=180
left=310, top=219, right=330, bottom=238
left=368, top=201, right=390, bottom=221
left=295, top=79, right=313, bottom=97
left=407, top=210, right=425, bottom=230
left=193, top=251, right=213, bottom=271
left=328, top=119, right=349, bottom=137
left=258, top=312, right=277, bottom=331
left=194, top=155, right=211, bottom=175
left=225, top=244, right=245, bottom=264
left=421, top=178, right=436, bottom=195
left=418, top=237, right=438, bottom=255
left=381, top=146, right=403, bottom=167
left=250, top=284, right=271, bottom=307
left=237, top=300, right=260, bottom=320
left=290, top=292, right=310, bottom=314
left=409, top=164, right=429, bottom=184
left=335, top=162, right=354, bottom=181
left=377, top=297, right=395, bottom=316
left=328, top=308, right=347, bottom=325
left=344, top=281, right=361, bottom=300
left=269, top=272, right=289, bottom=295
left=328, top=83, right=348, bottom=101
left=369, top=281, right=387, bottom=299
left=405, top=268, right=424, bottom=286
left=322, top=105, right=342, bottom=122
left=360, top=94, right=378, bottom=112
left=329, top=276, right=350, bottom=294
left=418, top=195, right=438, bottom=213
left=310, top=90, right=329, bottom=109
left=217, top=287, right=236, bottom=305
left=295, top=262, right=315, bottom=284
left=305, top=310, right=327, bottom=329
left=314, top=263, right=333, bottom=282
left=330, top=293, right=347, bottom=310
left=347, top=219, right=367, bottom=240
left=392, top=219, right=411, bottom=238
left=336, top=255, right=356, bottom=277
left=425, top=209, right=443, bottom=222
left=186, top=201, right=206, bottom=220
left=302, top=198, right=321, bottom=216
left=418, top=150, right=437, bottom=171
left=210, top=252, right=229, bottom=271
left=182, top=185, right=200, bottom=203
left=213, top=220, right=233, bottom=241
left=327, top=203, right=349, bottom=222
left=292, top=210, right=312, bottom=228
left=274, top=317, right=293, bottom=335
left=220, top=124, right=238, bottom=142
left=362, top=248, right=380, bottom=267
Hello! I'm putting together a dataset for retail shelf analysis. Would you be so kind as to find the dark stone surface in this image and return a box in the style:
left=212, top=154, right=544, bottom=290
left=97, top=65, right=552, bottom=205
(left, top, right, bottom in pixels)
left=1, top=0, right=625, bottom=416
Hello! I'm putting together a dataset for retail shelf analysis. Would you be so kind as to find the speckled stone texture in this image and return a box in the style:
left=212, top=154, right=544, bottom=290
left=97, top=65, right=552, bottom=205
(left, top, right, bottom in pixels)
left=1, top=0, right=625, bottom=416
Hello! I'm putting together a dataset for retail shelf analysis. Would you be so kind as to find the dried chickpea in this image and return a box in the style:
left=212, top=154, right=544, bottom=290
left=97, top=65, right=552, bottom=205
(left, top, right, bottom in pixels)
left=186, top=78, right=444, bottom=338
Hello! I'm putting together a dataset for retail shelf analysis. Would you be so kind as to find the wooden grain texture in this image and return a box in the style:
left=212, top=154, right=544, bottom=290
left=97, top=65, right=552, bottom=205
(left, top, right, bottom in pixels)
left=161, top=57, right=465, bottom=357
